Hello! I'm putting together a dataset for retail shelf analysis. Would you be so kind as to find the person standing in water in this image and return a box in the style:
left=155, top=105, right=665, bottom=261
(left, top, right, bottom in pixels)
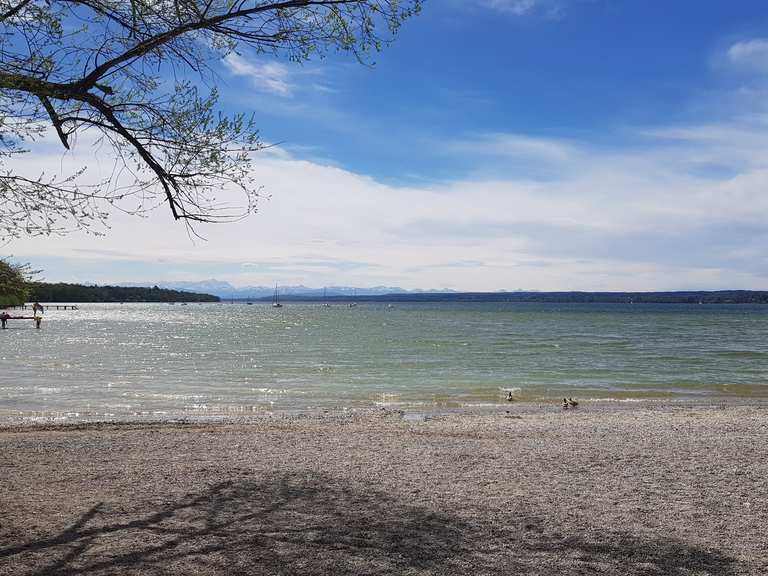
left=32, top=302, right=44, bottom=329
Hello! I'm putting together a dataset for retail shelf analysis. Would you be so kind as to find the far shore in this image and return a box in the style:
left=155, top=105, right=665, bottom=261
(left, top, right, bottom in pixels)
left=1, top=401, right=766, bottom=575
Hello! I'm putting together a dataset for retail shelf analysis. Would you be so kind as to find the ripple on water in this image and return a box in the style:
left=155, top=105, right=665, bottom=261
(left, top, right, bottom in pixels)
left=2, top=302, right=767, bottom=420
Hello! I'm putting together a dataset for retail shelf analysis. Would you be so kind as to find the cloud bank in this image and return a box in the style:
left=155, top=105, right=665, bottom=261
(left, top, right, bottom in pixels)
left=6, top=37, right=768, bottom=291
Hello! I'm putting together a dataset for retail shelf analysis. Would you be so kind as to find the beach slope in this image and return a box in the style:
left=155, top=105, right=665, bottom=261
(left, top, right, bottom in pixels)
left=1, top=404, right=766, bottom=575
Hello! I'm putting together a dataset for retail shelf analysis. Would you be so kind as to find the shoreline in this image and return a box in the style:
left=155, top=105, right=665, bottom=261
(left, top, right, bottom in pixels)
left=3, top=401, right=767, bottom=575
left=3, top=396, right=768, bottom=432
left=2, top=402, right=767, bottom=574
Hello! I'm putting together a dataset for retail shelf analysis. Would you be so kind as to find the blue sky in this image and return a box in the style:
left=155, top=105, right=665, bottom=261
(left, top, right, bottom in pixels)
left=8, top=0, right=768, bottom=290
left=220, top=0, right=765, bottom=179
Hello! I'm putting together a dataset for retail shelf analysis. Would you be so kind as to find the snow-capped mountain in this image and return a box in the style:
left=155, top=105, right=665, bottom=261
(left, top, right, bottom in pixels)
left=118, top=280, right=456, bottom=299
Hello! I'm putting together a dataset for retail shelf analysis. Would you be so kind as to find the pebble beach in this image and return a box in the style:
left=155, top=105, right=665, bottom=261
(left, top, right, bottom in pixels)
left=1, top=401, right=766, bottom=575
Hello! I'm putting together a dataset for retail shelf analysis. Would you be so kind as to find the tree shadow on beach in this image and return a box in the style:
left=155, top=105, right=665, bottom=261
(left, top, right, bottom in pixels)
left=1, top=473, right=738, bottom=576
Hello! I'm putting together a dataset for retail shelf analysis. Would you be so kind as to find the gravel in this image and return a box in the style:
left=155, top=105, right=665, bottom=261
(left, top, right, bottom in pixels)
left=1, top=402, right=766, bottom=575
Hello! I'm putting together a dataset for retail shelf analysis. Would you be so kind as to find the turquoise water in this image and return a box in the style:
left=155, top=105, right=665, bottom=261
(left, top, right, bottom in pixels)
left=1, top=302, right=767, bottom=421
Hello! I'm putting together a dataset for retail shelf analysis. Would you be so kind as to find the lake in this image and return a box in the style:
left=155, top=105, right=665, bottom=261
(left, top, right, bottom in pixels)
left=1, top=302, right=767, bottom=422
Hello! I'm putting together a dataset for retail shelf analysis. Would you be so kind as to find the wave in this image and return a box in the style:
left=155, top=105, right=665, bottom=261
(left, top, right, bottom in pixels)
left=715, top=350, right=768, bottom=359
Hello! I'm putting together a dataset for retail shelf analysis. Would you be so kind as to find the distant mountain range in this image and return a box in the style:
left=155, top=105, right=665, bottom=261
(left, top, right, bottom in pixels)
left=117, top=280, right=457, bottom=300
left=110, top=282, right=768, bottom=304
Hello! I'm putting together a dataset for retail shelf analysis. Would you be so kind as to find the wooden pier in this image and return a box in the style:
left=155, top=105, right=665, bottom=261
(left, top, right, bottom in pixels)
left=0, top=314, right=42, bottom=329
left=8, top=304, right=78, bottom=310
left=1, top=303, right=78, bottom=329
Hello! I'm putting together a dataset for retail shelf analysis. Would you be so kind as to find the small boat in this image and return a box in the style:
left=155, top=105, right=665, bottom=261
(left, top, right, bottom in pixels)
left=272, top=285, right=283, bottom=308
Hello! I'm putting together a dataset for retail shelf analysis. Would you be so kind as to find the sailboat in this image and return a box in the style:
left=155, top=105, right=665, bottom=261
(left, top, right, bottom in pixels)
left=322, top=287, right=331, bottom=307
left=272, top=285, right=283, bottom=308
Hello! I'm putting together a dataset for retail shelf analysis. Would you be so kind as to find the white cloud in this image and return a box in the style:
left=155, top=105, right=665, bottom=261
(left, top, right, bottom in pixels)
left=726, top=38, right=768, bottom=73
left=7, top=111, right=768, bottom=292
left=479, top=0, right=564, bottom=18
left=223, top=53, right=293, bottom=96
left=8, top=46, right=768, bottom=292
left=442, top=133, right=580, bottom=167
left=484, top=0, right=539, bottom=15
left=223, top=53, right=336, bottom=98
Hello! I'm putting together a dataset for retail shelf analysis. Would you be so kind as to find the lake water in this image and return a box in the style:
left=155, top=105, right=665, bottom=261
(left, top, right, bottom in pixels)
left=1, top=302, right=767, bottom=422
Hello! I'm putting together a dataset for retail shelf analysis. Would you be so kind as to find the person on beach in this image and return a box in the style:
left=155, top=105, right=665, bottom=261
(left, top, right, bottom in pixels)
left=32, top=302, right=44, bottom=315
left=0, top=310, right=9, bottom=329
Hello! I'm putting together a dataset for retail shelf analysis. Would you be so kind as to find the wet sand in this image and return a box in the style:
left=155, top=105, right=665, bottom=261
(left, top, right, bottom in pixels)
left=1, top=402, right=767, bottom=575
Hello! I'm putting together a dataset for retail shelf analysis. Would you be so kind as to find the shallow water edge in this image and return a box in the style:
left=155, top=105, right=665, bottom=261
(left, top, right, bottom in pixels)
left=3, top=397, right=768, bottom=430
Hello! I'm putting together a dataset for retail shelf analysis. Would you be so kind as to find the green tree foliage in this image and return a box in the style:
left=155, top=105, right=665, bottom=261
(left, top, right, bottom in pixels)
left=0, top=258, right=32, bottom=305
left=28, top=282, right=219, bottom=302
left=0, top=0, right=421, bottom=238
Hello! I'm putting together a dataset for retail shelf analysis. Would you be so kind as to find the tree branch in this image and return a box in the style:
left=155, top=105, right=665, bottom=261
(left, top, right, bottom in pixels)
left=38, top=95, right=70, bottom=149
left=80, top=91, right=184, bottom=220
left=75, top=1, right=358, bottom=90
left=0, top=0, right=420, bottom=235
left=0, top=0, right=33, bottom=22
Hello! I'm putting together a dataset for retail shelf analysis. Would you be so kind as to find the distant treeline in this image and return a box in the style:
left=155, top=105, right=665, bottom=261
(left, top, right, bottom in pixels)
left=255, top=290, right=768, bottom=304
left=29, top=282, right=219, bottom=303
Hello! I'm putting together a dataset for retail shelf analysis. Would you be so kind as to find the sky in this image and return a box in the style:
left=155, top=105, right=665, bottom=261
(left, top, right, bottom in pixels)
left=7, top=0, right=768, bottom=291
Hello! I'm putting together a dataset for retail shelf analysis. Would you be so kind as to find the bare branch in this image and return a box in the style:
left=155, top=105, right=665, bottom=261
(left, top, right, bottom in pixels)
left=0, top=0, right=33, bottom=22
left=38, top=95, right=70, bottom=149
left=0, top=0, right=421, bottom=237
